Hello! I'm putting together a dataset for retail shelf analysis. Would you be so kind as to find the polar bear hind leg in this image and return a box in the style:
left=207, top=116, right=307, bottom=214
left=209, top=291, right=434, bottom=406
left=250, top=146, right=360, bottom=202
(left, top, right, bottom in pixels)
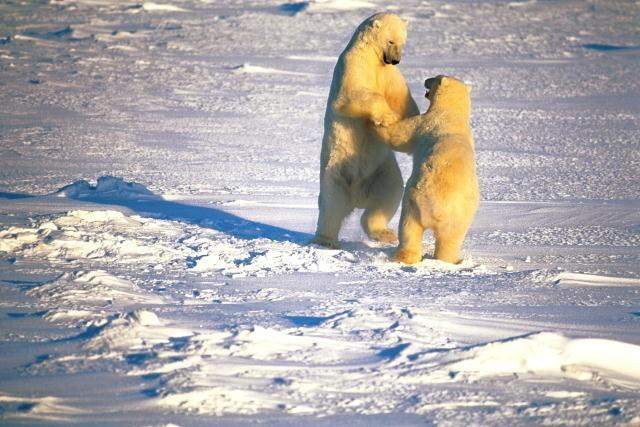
left=393, top=201, right=424, bottom=264
left=433, top=225, right=466, bottom=264
left=360, top=155, right=403, bottom=243
left=312, top=176, right=354, bottom=248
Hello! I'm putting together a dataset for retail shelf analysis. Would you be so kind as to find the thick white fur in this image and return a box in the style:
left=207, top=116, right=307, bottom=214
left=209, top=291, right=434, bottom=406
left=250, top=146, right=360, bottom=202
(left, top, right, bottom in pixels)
left=376, top=75, right=479, bottom=264
left=313, top=13, right=419, bottom=248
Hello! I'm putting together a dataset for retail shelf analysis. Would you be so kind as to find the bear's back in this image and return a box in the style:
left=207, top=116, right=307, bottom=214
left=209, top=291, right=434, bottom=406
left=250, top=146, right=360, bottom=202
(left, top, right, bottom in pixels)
left=411, top=133, right=478, bottom=216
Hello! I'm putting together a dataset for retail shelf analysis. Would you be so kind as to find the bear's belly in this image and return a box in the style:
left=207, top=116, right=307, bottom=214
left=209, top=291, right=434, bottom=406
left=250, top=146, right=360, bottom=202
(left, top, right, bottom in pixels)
left=323, top=120, right=390, bottom=189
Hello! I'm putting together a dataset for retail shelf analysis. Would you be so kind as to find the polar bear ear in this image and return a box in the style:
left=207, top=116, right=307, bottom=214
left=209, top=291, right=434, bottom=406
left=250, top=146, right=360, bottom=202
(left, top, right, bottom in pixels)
left=464, top=81, right=473, bottom=93
left=373, top=19, right=382, bottom=29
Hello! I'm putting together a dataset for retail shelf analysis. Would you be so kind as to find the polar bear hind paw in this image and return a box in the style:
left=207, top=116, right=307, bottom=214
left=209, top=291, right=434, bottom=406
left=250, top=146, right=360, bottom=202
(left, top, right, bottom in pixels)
left=368, top=228, right=398, bottom=244
left=394, top=248, right=422, bottom=264
left=309, top=235, right=341, bottom=249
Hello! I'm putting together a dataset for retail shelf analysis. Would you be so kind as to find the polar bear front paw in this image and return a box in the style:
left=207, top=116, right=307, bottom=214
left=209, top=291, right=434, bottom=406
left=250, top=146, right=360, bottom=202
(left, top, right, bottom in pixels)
left=394, top=248, right=422, bottom=264
left=373, top=111, right=401, bottom=128
left=309, top=235, right=341, bottom=249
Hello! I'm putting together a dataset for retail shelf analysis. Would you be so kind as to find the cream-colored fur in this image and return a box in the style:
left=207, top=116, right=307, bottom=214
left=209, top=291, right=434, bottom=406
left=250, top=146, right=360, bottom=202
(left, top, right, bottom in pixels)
left=312, top=13, right=419, bottom=249
left=376, top=75, right=479, bottom=264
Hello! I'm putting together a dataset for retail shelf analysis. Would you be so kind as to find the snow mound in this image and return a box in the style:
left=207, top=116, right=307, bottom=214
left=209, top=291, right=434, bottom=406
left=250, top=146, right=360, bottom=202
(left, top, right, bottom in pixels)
left=55, top=209, right=138, bottom=225
left=56, top=176, right=156, bottom=200
left=83, top=309, right=190, bottom=353
left=280, top=0, right=375, bottom=15
left=1, top=207, right=490, bottom=282
left=16, top=26, right=92, bottom=43
left=0, top=392, right=84, bottom=423
left=141, top=2, right=187, bottom=12
left=149, top=323, right=376, bottom=415
left=1, top=210, right=186, bottom=264
left=24, top=309, right=192, bottom=377
left=405, top=332, right=640, bottom=389
left=27, top=271, right=164, bottom=324
left=232, top=63, right=311, bottom=76
left=307, top=0, right=376, bottom=12
left=137, top=307, right=450, bottom=415
left=0, top=210, right=355, bottom=275
left=0, top=225, right=40, bottom=253
left=227, top=325, right=372, bottom=363
left=554, top=272, right=640, bottom=288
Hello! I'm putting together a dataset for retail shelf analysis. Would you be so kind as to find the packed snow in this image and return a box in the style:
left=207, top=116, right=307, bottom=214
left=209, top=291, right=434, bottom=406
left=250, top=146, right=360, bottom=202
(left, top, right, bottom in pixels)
left=1, top=0, right=639, bottom=425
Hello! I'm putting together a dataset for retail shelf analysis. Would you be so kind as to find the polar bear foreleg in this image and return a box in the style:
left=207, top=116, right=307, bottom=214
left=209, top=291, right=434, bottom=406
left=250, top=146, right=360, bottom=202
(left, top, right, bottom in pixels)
left=334, top=91, right=399, bottom=127
left=374, top=115, right=422, bottom=153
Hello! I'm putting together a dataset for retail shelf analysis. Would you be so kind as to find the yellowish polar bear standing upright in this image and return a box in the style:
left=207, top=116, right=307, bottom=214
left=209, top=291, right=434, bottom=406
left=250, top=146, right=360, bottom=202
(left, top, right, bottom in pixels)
left=375, top=75, right=479, bottom=264
left=312, top=13, right=419, bottom=249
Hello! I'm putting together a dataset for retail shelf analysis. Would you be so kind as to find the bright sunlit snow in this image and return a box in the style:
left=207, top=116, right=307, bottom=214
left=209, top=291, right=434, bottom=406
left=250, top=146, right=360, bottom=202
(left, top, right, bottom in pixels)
left=0, top=0, right=639, bottom=425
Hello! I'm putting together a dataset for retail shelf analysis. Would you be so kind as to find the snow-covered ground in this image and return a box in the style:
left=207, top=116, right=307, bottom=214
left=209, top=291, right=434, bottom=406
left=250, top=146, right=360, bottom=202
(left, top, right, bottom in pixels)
left=1, top=0, right=639, bottom=425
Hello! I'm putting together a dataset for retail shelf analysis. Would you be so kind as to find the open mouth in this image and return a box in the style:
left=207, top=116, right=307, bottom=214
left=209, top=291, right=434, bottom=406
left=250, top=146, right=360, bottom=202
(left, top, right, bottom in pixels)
left=424, top=77, right=436, bottom=99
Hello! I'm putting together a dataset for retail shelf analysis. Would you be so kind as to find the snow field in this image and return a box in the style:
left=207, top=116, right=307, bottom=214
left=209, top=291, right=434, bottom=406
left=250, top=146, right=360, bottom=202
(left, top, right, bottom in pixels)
left=1, top=0, right=639, bottom=425
left=2, top=188, right=639, bottom=422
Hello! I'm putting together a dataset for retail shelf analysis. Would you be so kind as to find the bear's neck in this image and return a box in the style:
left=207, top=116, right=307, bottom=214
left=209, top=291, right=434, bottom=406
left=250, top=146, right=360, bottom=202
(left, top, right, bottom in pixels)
left=346, top=38, right=385, bottom=68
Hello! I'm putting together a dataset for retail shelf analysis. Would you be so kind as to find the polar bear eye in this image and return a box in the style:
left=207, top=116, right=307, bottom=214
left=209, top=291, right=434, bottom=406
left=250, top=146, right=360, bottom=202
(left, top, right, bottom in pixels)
left=388, top=40, right=395, bottom=45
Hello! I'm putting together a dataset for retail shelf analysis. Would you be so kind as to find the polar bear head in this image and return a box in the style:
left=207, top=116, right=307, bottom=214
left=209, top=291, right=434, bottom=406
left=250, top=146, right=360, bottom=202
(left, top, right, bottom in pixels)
left=424, top=75, right=472, bottom=110
left=358, top=13, right=408, bottom=65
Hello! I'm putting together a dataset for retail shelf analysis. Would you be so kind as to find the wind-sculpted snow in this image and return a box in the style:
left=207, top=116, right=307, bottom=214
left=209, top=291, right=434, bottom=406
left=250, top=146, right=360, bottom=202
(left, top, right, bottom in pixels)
left=24, top=283, right=639, bottom=417
left=2, top=187, right=640, bottom=424
left=393, top=332, right=640, bottom=389
left=143, top=329, right=640, bottom=415
left=56, top=176, right=156, bottom=200
left=0, top=205, right=484, bottom=278
left=280, top=0, right=376, bottom=15
left=26, top=270, right=165, bottom=324
left=1, top=0, right=639, bottom=425
left=0, top=210, right=187, bottom=264
left=0, top=393, right=85, bottom=423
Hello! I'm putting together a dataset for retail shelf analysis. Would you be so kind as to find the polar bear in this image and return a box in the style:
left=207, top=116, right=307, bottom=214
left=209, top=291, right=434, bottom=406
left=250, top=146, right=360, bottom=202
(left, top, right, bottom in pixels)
left=375, top=75, right=479, bottom=264
left=312, top=12, right=419, bottom=249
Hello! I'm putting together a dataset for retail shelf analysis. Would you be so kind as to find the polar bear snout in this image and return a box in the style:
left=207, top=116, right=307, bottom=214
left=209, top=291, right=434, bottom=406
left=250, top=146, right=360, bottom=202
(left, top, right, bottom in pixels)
left=383, top=52, right=401, bottom=65
left=383, top=45, right=402, bottom=65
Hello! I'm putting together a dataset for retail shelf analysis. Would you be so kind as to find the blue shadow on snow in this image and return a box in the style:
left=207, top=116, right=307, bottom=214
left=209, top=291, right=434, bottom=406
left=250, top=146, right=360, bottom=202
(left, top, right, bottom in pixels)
left=0, top=192, right=32, bottom=200
left=51, top=176, right=312, bottom=244
left=581, top=43, right=639, bottom=52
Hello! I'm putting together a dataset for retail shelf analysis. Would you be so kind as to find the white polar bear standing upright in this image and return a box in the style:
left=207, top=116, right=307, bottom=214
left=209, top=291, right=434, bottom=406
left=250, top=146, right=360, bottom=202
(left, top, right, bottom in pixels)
left=312, top=12, right=419, bottom=249
left=375, top=75, right=479, bottom=264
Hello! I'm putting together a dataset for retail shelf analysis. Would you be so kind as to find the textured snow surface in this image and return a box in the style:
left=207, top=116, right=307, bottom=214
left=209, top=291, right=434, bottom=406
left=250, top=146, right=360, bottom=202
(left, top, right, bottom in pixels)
left=1, top=0, right=639, bottom=425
